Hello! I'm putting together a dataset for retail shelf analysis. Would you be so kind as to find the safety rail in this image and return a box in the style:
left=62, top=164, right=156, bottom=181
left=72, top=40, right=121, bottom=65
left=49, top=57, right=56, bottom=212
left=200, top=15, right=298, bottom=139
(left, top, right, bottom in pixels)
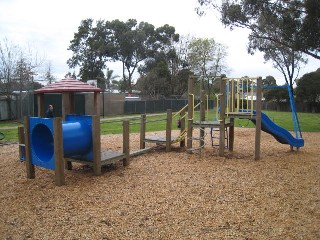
left=220, top=77, right=260, bottom=117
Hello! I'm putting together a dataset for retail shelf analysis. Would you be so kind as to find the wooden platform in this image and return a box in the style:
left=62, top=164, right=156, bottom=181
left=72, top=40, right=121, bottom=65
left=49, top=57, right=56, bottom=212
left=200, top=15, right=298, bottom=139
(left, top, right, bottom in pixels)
left=66, top=150, right=126, bottom=167
left=192, top=121, right=233, bottom=128
left=225, top=112, right=256, bottom=119
left=144, top=136, right=178, bottom=144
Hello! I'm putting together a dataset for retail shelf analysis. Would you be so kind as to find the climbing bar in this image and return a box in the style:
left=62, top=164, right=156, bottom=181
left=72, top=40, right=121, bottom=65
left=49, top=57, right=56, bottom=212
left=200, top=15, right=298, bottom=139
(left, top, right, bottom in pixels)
left=173, top=104, right=188, bottom=118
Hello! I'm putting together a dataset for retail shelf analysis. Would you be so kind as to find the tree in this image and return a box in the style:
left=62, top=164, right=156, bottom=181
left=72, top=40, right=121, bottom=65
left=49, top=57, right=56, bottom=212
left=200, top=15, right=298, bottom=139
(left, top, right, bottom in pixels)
left=264, top=86, right=289, bottom=102
left=296, top=68, right=320, bottom=112
left=187, top=37, right=228, bottom=96
left=171, top=69, right=193, bottom=97
left=67, top=19, right=112, bottom=81
left=262, top=75, right=277, bottom=87
left=136, top=59, right=171, bottom=98
left=262, top=76, right=289, bottom=107
left=196, top=0, right=320, bottom=60
left=0, top=39, right=20, bottom=119
left=65, top=71, right=77, bottom=79
left=43, top=61, right=56, bottom=84
left=196, top=0, right=313, bottom=93
left=104, top=68, right=119, bottom=92
left=68, top=19, right=179, bottom=92
left=0, top=39, right=42, bottom=119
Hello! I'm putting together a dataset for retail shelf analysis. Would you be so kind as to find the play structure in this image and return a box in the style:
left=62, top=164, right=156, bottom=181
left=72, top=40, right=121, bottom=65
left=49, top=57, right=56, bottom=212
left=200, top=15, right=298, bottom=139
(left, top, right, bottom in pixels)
left=20, top=78, right=130, bottom=186
left=185, top=76, right=304, bottom=159
left=19, top=76, right=304, bottom=185
left=222, top=77, right=304, bottom=155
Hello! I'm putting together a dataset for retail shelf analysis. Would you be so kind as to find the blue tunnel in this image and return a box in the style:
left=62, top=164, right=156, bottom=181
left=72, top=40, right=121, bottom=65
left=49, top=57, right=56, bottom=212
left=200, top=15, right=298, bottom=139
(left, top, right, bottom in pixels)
left=29, top=115, right=93, bottom=170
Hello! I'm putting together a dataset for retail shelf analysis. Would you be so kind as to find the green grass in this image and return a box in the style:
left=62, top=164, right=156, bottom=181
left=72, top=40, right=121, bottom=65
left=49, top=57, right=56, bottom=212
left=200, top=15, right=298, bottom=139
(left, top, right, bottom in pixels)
left=233, top=111, right=320, bottom=132
left=0, top=121, right=23, bottom=128
left=0, top=128, right=20, bottom=142
left=0, top=111, right=319, bottom=142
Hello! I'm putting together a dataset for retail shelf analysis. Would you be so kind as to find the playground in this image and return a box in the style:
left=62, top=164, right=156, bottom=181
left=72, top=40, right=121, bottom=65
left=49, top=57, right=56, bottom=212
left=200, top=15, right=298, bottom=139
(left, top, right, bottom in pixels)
left=0, top=128, right=319, bottom=239
left=0, top=76, right=319, bottom=239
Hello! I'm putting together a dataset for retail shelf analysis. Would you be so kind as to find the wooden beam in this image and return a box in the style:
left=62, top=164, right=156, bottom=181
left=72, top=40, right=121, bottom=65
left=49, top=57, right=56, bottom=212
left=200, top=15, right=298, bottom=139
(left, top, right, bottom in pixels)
left=180, top=109, right=186, bottom=148
left=24, top=116, right=35, bottom=179
left=53, top=117, right=65, bottom=186
left=140, top=114, right=146, bottom=149
left=219, top=77, right=226, bottom=157
left=122, top=120, right=130, bottom=166
left=69, top=92, right=75, bottom=114
left=200, top=90, right=206, bottom=149
left=37, top=93, right=45, bottom=117
left=229, top=118, right=234, bottom=151
left=62, top=92, right=70, bottom=121
left=187, top=77, right=194, bottom=151
left=92, top=115, right=102, bottom=175
left=166, top=109, right=172, bottom=152
left=255, top=77, right=262, bottom=160
left=18, top=126, right=25, bottom=160
left=94, top=92, right=101, bottom=117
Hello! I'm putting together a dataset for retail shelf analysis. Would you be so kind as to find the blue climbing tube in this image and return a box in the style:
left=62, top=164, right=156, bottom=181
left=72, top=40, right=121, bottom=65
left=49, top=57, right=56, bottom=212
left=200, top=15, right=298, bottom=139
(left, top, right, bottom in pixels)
left=29, top=115, right=93, bottom=170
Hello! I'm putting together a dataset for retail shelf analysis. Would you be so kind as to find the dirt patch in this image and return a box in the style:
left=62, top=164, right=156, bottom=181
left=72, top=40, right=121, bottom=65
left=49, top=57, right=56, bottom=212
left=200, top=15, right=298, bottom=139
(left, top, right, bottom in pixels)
left=0, top=128, right=319, bottom=239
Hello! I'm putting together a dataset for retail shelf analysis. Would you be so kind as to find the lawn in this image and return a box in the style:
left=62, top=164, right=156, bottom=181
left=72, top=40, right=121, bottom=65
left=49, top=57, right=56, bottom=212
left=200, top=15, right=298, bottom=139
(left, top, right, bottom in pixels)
left=0, top=110, right=319, bottom=142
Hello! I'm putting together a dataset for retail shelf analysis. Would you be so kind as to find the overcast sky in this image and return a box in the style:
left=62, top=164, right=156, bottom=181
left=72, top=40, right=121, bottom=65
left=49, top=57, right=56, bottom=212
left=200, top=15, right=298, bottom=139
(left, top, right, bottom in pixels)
left=1, top=0, right=319, bottom=85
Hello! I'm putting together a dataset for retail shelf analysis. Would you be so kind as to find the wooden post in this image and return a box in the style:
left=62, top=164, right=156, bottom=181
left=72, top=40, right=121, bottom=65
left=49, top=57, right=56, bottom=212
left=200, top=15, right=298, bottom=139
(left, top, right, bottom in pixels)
left=18, top=126, right=25, bottom=160
left=255, top=77, right=262, bottom=160
left=229, top=118, right=234, bottom=151
left=166, top=109, right=172, bottom=152
left=69, top=92, right=75, bottom=114
left=219, top=77, right=226, bottom=157
left=62, top=92, right=70, bottom=121
left=53, top=117, right=65, bottom=186
left=200, top=90, right=206, bottom=148
left=94, top=92, right=101, bottom=117
left=92, top=115, right=102, bottom=175
left=187, top=77, right=194, bottom=151
left=140, top=114, right=146, bottom=149
left=122, top=120, right=130, bottom=166
left=37, top=93, right=45, bottom=117
left=61, top=92, right=72, bottom=170
left=24, top=116, right=35, bottom=179
left=180, top=109, right=186, bottom=148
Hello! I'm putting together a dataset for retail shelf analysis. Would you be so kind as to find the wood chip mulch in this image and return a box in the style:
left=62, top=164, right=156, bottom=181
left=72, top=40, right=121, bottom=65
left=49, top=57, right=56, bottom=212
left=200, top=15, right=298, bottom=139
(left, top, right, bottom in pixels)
left=0, top=128, right=319, bottom=239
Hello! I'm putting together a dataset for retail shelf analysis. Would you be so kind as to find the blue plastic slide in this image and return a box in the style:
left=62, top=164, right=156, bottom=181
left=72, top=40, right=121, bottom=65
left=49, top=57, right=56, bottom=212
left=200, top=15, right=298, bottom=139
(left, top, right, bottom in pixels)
left=250, top=112, right=304, bottom=148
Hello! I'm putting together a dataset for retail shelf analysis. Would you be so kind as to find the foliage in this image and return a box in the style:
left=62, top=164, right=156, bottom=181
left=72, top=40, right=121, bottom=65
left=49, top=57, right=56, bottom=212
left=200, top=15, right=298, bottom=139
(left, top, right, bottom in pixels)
left=262, top=75, right=277, bottom=87
left=262, top=76, right=288, bottom=104
left=67, top=19, right=110, bottom=81
left=65, top=71, right=77, bottom=79
left=263, top=86, right=289, bottom=103
left=196, top=0, right=320, bottom=60
left=43, top=61, right=56, bottom=84
left=196, top=0, right=319, bottom=95
left=68, top=19, right=179, bottom=91
left=0, top=38, right=43, bottom=119
left=187, top=38, right=228, bottom=96
left=296, top=68, right=320, bottom=112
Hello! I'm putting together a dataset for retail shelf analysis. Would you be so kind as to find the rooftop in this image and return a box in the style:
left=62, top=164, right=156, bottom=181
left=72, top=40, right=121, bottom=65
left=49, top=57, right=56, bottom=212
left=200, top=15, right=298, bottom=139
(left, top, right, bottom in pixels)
left=34, top=78, right=101, bottom=93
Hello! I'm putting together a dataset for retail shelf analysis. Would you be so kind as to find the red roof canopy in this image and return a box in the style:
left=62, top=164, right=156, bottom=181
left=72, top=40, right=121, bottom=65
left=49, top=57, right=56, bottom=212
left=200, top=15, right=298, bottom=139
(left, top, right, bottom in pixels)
left=34, top=78, right=101, bottom=93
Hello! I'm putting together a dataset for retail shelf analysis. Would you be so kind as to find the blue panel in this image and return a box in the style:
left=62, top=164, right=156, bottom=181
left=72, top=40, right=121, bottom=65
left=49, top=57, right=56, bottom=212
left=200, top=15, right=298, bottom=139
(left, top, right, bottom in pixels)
left=63, top=115, right=93, bottom=160
left=29, top=117, right=55, bottom=170
left=28, top=115, right=94, bottom=171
